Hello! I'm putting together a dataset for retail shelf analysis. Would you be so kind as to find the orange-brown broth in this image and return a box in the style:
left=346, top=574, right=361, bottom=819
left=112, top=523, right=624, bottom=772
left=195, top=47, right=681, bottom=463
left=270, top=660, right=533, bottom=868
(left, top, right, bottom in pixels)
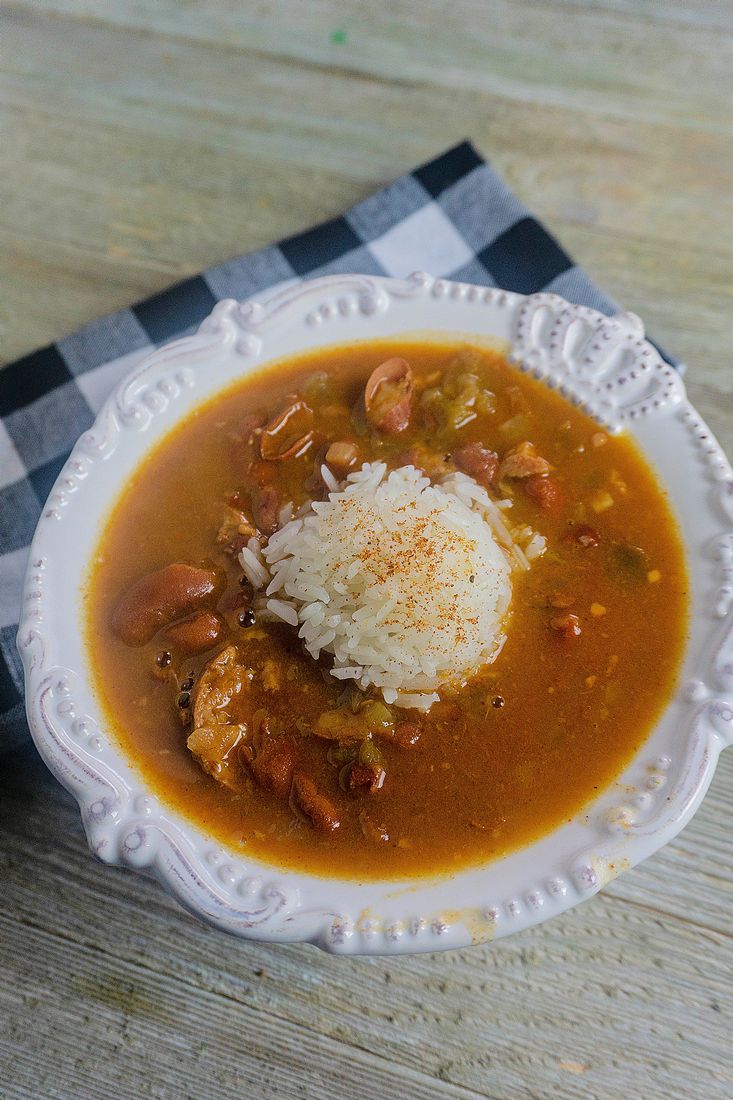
left=87, top=340, right=688, bottom=880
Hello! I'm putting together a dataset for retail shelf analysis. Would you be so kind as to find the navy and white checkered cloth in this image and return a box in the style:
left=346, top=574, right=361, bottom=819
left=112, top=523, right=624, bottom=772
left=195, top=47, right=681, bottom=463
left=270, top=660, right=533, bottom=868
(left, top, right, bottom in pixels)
left=0, top=140, right=680, bottom=753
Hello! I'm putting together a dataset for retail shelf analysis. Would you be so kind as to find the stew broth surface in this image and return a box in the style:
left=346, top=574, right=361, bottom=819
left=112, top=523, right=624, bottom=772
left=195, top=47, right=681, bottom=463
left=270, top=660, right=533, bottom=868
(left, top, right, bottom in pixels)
left=87, top=340, right=688, bottom=880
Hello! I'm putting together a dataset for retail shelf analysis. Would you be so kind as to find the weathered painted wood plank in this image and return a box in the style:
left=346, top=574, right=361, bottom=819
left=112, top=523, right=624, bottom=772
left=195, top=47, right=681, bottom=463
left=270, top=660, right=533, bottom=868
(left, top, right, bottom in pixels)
left=2, top=3, right=732, bottom=364
left=1, top=749, right=731, bottom=1099
left=14, top=0, right=733, bottom=131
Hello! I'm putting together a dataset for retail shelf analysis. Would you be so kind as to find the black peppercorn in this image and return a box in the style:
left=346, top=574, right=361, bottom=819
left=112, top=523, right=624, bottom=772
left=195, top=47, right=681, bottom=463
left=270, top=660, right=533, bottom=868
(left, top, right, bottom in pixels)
left=180, top=677, right=194, bottom=692
left=177, top=691, right=191, bottom=709
left=156, top=651, right=172, bottom=669
left=238, top=609, right=256, bottom=628
left=491, top=695, right=505, bottom=709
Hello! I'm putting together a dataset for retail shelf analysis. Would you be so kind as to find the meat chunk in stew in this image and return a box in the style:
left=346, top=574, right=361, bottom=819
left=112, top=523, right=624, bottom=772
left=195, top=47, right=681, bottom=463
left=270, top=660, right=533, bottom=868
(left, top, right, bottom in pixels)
left=192, top=645, right=252, bottom=730
left=185, top=645, right=253, bottom=786
left=499, top=441, right=550, bottom=480
left=290, top=771, right=341, bottom=832
left=187, top=724, right=247, bottom=789
left=216, top=504, right=256, bottom=555
left=250, top=735, right=300, bottom=801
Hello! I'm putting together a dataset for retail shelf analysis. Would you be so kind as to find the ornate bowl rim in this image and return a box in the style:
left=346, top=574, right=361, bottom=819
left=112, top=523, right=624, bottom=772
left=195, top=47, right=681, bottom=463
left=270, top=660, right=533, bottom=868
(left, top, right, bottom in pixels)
left=17, top=272, right=733, bottom=954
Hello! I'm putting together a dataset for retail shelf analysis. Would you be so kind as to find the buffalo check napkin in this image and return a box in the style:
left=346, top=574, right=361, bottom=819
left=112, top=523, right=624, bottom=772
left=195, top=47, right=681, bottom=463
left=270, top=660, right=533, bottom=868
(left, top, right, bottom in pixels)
left=0, top=140, right=680, bottom=753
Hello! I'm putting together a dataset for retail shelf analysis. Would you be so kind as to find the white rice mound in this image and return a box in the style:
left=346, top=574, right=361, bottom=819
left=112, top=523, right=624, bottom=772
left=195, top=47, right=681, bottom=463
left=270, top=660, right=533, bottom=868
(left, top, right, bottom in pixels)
left=240, top=462, right=543, bottom=711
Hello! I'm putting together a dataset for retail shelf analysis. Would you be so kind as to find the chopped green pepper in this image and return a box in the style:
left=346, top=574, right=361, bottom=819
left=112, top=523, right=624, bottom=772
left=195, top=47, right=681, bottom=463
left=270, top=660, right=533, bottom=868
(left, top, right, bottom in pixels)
left=358, top=739, right=385, bottom=767
left=611, top=542, right=650, bottom=582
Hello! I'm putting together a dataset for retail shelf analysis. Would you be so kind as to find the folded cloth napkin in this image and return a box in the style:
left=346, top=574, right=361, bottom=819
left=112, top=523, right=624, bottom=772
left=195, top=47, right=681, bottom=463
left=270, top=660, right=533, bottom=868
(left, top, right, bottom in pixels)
left=0, top=140, right=680, bottom=754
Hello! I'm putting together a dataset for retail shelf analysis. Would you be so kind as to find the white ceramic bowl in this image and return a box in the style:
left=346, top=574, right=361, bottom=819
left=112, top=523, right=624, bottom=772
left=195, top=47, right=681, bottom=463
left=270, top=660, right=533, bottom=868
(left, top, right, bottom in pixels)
left=18, top=273, right=733, bottom=954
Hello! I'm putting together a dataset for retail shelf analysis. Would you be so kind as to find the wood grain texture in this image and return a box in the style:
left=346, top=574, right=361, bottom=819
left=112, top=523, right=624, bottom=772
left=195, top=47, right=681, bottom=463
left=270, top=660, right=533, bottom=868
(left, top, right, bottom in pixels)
left=1, top=3, right=731, bottom=1098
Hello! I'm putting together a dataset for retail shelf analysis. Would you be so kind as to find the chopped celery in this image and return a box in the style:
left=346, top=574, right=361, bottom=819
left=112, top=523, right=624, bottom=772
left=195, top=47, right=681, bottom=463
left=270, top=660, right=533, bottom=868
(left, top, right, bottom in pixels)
left=303, top=371, right=331, bottom=401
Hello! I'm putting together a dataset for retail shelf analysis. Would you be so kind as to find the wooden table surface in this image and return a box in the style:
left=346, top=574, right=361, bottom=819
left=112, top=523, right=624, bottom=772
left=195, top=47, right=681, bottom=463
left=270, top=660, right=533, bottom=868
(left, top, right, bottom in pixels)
left=2, top=3, right=732, bottom=1097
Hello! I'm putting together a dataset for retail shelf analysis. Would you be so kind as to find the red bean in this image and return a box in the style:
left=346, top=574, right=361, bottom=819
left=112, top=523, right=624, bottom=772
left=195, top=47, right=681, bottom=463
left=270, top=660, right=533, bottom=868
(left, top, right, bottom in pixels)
left=164, top=611, right=224, bottom=656
left=253, top=486, right=280, bottom=536
left=364, top=358, right=413, bottom=434
left=452, top=442, right=499, bottom=489
left=525, top=474, right=562, bottom=510
left=112, top=563, right=220, bottom=647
